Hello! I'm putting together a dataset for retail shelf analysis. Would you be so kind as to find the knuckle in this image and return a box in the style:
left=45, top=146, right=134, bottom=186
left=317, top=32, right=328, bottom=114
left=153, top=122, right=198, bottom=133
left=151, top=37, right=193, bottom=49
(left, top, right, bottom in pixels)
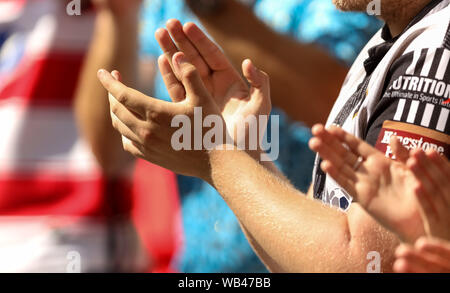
left=146, top=109, right=162, bottom=123
left=115, top=89, right=128, bottom=104
left=110, top=103, right=120, bottom=114
left=139, top=126, right=153, bottom=142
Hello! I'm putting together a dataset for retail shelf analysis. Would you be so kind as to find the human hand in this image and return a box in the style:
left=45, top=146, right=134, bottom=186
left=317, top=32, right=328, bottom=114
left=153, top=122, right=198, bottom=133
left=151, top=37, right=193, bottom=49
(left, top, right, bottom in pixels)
left=407, top=149, right=450, bottom=241
left=155, top=20, right=271, bottom=150
left=394, top=237, right=450, bottom=273
left=98, top=53, right=221, bottom=181
left=309, top=125, right=425, bottom=243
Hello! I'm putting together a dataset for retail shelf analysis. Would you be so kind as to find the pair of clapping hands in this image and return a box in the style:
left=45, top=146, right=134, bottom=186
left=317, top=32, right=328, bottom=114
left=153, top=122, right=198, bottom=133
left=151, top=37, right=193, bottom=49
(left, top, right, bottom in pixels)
left=309, top=125, right=450, bottom=273
left=97, top=20, right=449, bottom=273
left=98, top=19, right=271, bottom=181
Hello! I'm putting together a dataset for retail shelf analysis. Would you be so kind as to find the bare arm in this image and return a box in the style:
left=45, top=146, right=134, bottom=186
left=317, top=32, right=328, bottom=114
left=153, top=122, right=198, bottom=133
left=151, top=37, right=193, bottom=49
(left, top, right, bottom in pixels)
left=209, top=148, right=399, bottom=272
left=187, top=0, right=349, bottom=126
left=74, top=2, right=141, bottom=177
left=97, top=22, right=400, bottom=273
left=97, top=71, right=400, bottom=272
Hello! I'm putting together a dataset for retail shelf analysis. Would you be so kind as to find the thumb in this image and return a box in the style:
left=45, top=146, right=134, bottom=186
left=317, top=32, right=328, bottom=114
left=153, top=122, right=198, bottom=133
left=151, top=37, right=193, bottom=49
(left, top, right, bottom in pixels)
left=242, top=59, right=270, bottom=104
left=173, top=52, right=209, bottom=104
left=390, top=136, right=410, bottom=163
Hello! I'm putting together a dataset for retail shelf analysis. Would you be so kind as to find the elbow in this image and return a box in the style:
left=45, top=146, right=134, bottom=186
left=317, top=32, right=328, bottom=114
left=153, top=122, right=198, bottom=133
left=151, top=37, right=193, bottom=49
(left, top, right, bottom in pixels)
left=346, top=208, right=399, bottom=273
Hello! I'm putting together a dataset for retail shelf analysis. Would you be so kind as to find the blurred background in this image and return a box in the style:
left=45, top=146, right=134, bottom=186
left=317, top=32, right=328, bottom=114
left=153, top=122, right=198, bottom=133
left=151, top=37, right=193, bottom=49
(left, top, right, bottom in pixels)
left=0, top=0, right=381, bottom=273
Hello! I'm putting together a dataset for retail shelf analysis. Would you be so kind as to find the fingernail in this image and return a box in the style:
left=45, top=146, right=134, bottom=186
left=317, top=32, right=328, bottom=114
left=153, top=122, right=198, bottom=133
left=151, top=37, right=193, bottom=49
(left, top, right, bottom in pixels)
left=245, top=59, right=255, bottom=72
left=111, top=70, right=120, bottom=80
left=97, top=69, right=105, bottom=78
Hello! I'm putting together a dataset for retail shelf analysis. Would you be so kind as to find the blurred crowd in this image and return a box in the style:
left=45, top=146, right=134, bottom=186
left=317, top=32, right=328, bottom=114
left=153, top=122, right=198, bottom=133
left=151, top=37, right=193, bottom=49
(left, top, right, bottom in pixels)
left=1, top=0, right=446, bottom=273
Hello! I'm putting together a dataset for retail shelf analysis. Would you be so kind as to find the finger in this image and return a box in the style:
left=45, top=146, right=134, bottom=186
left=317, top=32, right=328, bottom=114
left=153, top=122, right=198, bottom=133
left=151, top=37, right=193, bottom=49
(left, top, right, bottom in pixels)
left=393, top=259, right=410, bottom=273
left=310, top=124, right=360, bottom=169
left=419, top=150, right=449, bottom=199
left=426, top=151, right=450, bottom=199
left=98, top=69, right=158, bottom=118
left=308, top=136, right=358, bottom=184
left=399, top=252, right=450, bottom=273
left=412, top=179, right=440, bottom=231
left=321, top=160, right=357, bottom=197
left=173, top=52, right=210, bottom=104
left=158, top=55, right=186, bottom=102
left=242, top=59, right=269, bottom=94
left=122, top=136, right=145, bottom=159
left=155, top=28, right=179, bottom=75
left=111, top=70, right=145, bottom=118
left=409, top=150, right=448, bottom=207
left=166, top=19, right=210, bottom=77
left=415, top=237, right=450, bottom=261
left=407, top=155, right=442, bottom=225
left=242, top=59, right=270, bottom=108
left=328, top=125, right=378, bottom=159
left=111, top=70, right=121, bottom=82
left=407, top=151, right=436, bottom=196
left=183, top=22, right=230, bottom=71
left=395, top=245, right=449, bottom=273
left=390, top=136, right=409, bottom=163
left=427, top=150, right=450, bottom=175
left=109, top=94, right=144, bottom=138
left=393, top=258, right=436, bottom=273
left=111, top=112, right=141, bottom=145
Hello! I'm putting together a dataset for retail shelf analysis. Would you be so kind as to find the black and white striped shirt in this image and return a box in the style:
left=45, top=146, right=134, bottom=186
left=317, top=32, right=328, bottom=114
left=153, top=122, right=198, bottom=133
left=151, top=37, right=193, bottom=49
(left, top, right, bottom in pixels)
left=313, top=0, right=450, bottom=211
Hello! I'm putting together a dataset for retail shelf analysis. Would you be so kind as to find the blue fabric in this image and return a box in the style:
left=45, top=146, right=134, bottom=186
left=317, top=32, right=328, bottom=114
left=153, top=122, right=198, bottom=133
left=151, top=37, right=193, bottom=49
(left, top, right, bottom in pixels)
left=254, top=0, right=381, bottom=64
left=0, top=31, right=8, bottom=47
left=0, top=32, right=26, bottom=76
left=139, top=0, right=382, bottom=273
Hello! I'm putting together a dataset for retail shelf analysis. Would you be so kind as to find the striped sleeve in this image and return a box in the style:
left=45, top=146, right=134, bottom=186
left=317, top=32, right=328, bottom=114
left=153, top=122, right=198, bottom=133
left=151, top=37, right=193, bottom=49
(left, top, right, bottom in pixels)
left=365, top=42, right=450, bottom=159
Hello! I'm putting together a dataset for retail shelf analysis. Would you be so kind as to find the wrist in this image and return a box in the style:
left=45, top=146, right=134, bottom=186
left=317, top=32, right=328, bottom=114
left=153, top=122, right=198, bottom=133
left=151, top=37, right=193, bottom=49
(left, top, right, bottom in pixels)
left=204, top=145, right=234, bottom=184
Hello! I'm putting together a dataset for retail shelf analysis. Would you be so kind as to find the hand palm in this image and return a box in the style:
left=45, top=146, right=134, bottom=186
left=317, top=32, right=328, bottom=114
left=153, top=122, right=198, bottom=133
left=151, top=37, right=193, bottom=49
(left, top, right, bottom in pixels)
left=313, top=126, right=426, bottom=243
left=157, top=21, right=271, bottom=144
left=205, top=67, right=269, bottom=141
left=356, top=153, right=424, bottom=241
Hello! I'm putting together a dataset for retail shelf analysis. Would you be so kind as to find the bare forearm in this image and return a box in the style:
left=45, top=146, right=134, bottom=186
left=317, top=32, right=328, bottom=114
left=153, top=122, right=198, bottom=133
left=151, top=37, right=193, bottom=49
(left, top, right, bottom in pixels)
left=207, top=148, right=399, bottom=272
left=191, top=0, right=348, bottom=125
left=74, top=10, right=139, bottom=176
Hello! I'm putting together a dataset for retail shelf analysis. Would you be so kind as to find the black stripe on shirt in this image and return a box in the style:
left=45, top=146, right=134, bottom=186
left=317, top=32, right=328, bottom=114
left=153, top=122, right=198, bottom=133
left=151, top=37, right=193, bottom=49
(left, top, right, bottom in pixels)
left=414, top=48, right=429, bottom=76
left=444, top=21, right=450, bottom=49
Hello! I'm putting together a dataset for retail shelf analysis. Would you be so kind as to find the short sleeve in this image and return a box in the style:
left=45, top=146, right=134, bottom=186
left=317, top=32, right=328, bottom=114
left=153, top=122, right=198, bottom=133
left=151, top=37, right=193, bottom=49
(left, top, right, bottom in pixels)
left=365, top=47, right=450, bottom=159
